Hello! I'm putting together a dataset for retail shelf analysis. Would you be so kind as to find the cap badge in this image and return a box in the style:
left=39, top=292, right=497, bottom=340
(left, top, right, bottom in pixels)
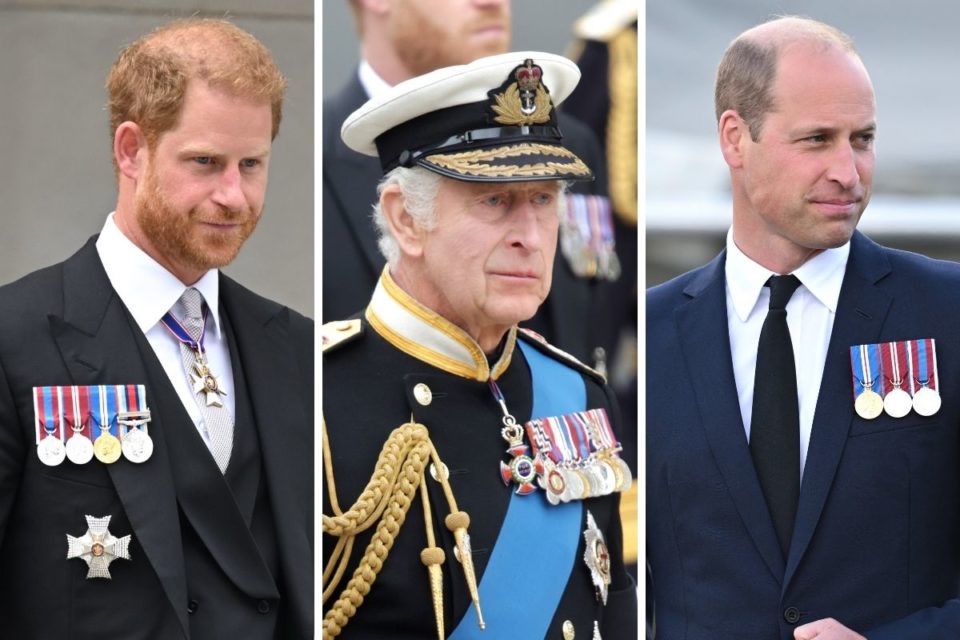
left=492, top=59, right=552, bottom=126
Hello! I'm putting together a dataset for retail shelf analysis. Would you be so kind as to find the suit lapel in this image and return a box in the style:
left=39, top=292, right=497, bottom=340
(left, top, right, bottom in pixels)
left=220, top=277, right=312, bottom=630
left=784, top=232, right=893, bottom=587
left=675, top=252, right=786, bottom=582
left=49, top=239, right=189, bottom=638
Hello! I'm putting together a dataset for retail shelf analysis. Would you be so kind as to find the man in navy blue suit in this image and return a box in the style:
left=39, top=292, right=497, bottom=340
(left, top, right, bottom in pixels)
left=647, top=16, right=960, bottom=640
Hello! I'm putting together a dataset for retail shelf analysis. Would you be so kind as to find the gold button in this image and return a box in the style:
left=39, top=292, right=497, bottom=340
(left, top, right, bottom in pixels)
left=429, top=462, right=449, bottom=483
left=413, top=383, right=432, bottom=406
left=562, top=620, right=575, bottom=639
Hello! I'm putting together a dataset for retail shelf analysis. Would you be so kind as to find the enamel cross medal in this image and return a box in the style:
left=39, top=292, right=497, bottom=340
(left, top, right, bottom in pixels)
left=489, top=380, right=542, bottom=495
left=160, top=306, right=227, bottom=408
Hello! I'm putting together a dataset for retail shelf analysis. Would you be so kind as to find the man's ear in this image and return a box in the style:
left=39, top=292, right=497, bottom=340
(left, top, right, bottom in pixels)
left=380, top=184, right=426, bottom=258
left=718, top=109, right=749, bottom=170
left=114, top=121, right=148, bottom=180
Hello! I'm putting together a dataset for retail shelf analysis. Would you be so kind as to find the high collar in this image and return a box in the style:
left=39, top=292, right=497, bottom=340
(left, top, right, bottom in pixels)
left=365, top=268, right=517, bottom=381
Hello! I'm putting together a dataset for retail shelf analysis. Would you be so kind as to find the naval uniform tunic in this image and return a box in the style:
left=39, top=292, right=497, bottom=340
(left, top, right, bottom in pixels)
left=322, top=270, right=637, bottom=639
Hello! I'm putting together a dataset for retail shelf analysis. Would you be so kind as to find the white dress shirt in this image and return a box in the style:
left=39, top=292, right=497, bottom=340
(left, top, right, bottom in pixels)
left=96, top=213, right=236, bottom=448
left=358, top=59, right=393, bottom=100
left=725, top=229, right=849, bottom=478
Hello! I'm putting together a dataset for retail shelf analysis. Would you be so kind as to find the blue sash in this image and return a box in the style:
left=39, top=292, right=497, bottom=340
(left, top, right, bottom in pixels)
left=450, top=340, right=585, bottom=638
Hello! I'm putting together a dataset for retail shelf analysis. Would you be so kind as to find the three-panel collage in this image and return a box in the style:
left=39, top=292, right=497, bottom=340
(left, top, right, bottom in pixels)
left=2, top=0, right=958, bottom=638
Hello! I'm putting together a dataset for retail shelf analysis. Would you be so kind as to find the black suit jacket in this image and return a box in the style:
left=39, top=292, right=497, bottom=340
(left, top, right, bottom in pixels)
left=0, top=238, right=313, bottom=638
left=322, top=72, right=612, bottom=363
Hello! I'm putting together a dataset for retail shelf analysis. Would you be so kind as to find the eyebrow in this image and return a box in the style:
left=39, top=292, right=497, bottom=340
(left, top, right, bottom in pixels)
left=178, top=146, right=271, bottom=158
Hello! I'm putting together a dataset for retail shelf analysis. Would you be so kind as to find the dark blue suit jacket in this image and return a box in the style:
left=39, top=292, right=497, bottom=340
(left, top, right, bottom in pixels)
left=647, top=231, right=960, bottom=639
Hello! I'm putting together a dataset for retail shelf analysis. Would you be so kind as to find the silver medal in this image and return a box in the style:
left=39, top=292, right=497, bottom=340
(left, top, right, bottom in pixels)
left=595, top=459, right=618, bottom=495
left=562, top=467, right=585, bottom=502
left=121, top=428, right=154, bottom=464
left=913, top=386, right=942, bottom=417
left=37, top=435, right=66, bottom=466
left=616, top=457, right=633, bottom=492
left=883, top=388, right=912, bottom=419
left=65, top=433, right=94, bottom=465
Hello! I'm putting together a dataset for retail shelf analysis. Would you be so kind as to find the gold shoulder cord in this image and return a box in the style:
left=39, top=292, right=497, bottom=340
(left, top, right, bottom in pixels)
left=607, top=26, right=638, bottom=226
left=322, top=418, right=484, bottom=639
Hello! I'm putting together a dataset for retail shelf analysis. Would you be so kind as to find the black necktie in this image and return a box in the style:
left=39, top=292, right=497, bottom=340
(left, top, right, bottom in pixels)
left=750, top=274, right=802, bottom=556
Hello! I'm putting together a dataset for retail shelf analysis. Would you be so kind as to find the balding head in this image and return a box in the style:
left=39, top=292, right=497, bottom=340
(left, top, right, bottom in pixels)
left=715, top=16, right=860, bottom=140
left=106, top=18, right=287, bottom=155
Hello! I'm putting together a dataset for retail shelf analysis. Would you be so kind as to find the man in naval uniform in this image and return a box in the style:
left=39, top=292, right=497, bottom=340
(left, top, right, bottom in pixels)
left=322, top=52, right=637, bottom=639
left=0, top=19, right=312, bottom=638
left=323, top=0, right=618, bottom=370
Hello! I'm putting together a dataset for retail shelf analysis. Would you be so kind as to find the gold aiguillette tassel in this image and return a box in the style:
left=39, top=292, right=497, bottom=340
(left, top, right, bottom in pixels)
left=420, top=547, right=446, bottom=640
left=445, top=511, right=485, bottom=629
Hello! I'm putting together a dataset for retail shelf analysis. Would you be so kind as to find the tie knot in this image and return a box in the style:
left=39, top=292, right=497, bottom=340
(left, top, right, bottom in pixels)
left=175, top=288, right=205, bottom=340
left=767, top=275, right=801, bottom=311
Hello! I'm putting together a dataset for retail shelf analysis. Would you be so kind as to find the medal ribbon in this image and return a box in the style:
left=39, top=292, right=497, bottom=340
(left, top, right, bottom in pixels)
left=160, top=309, right=209, bottom=355
left=880, top=342, right=905, bottom=396
left=62, top=386, right=80, bottom=441
left=451, top=339, right=585, bottom=640
left=33, top=387, right=63, bottom=444
left=850, top=343, right=881, bottom=397
left=77, top=385, right=93, bottom=440
left=912, top=338, right=939, bottom=392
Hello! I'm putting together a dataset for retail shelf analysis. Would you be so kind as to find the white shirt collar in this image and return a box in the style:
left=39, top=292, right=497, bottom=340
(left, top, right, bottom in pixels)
left=725, top=227, right=850, bottom=322
left=358, top=59, right=394, bottom=100
left=95, top=213, right=222, bottom=337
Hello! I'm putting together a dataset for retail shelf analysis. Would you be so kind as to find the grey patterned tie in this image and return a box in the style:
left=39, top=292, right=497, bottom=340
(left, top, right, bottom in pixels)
left=175, top=287, right=233, bottom=473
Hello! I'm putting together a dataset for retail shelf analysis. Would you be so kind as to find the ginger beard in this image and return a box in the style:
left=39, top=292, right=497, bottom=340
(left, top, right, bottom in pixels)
left=134, top=161, right=261, bottom=275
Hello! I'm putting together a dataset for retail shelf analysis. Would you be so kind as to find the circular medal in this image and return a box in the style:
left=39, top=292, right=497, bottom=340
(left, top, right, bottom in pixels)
left=854, top=389, right=883, bottom=420
left=94, top=432, right=122, bottom=464
left=37, top=435, right=66, bottom=467
left=582, top=465, right=604, bottom=498
left=883, top=388, right=912, bottom=419
left=913, top=386, right=942, bottom=417
left=595, top=459, right=617, bottom=495
left=562, top=467, right=585, bottom=501
left=607, top=457, right=625, bottom=492
left=121, top=428, right=154, bottom=464
left=65, top=433, right=94, bottom=465
left=616, top=457, right=634, bottom=492
left=545, top=468, right=567, bottom=497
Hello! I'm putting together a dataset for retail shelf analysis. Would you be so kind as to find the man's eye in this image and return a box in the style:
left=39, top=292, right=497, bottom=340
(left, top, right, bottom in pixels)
left=533, top=193, right=553, bottom=205
left=194, top=157, right=213, bottom=165
left=242, top=159, right=260, bottom=169
left=484, top=195, right=505, bottom=206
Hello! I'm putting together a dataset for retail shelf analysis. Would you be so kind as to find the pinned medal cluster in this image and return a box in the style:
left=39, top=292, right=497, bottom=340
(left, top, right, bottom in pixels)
left=849, top=339, right=941, bottom=420
left=33, top=385, right=153, bottom=467
left=490, top=376, right=630, bottom=503
left=525, top=408, right=632, bottom=504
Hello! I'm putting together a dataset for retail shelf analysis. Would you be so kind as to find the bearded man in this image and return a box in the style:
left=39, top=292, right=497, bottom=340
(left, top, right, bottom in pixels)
left=0, top=18, right=312, bottom=639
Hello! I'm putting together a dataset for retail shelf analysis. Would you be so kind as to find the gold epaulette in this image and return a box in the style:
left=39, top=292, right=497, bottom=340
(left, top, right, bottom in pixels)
left=518, top=328, right=607, bottom=384
left=573, top=0, right=638, bottom=42
left=322, top=319, right=363, bottom=353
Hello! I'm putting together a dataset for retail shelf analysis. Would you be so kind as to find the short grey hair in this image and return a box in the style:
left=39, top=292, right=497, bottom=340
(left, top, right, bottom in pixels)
left=372, top=166, right=571, bottom=266
left=372, top=166, right=443, bottom=266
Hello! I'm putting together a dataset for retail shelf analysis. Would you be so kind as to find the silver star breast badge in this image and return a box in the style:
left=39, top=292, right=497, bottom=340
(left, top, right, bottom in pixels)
left=66, top=514, right=131, bottom=579
left=583, top=510, right=612, bottom=605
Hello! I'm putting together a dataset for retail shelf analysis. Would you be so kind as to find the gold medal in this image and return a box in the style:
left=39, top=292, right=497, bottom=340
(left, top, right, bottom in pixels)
left=94, top=433, right=122, bottom=464
left=854, top=389, right=883, bottom=420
